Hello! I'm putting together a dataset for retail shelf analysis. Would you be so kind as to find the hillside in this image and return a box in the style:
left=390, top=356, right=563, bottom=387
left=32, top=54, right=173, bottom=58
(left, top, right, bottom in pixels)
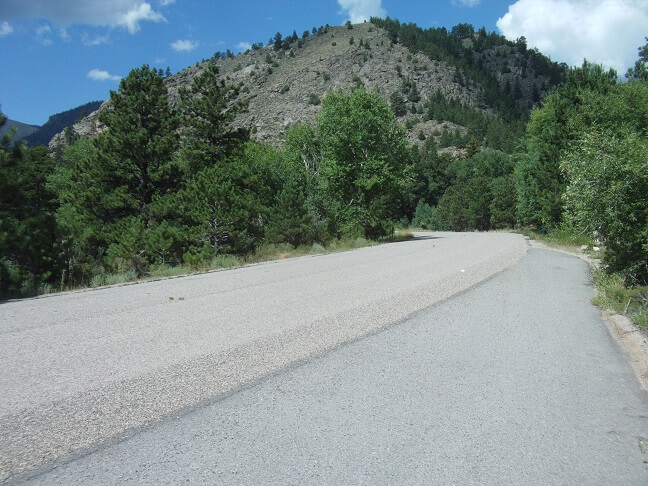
left=27, top=100, right=103, bottom=147
left=0, top=119, right=39, bottom=143
left=51, top=20, right=565, bottom=152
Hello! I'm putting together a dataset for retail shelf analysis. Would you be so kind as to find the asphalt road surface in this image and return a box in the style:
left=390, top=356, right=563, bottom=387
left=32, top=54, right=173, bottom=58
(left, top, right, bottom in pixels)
left=2, top=233, right=647, bottom=484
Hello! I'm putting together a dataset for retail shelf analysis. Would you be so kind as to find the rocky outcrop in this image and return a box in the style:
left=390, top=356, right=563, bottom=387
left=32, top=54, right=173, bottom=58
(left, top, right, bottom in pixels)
left=49, top=22, right=556, bottom=150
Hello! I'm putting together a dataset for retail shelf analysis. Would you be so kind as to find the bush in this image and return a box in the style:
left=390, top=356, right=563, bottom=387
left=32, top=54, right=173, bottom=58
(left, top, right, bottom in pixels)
left=562, top=128, right=648, bottom=284
left=308, top=93, right=321, bottom=105
left=279, top=85, right=290, bottom=94
left=411, top=200, right=438, bottom=229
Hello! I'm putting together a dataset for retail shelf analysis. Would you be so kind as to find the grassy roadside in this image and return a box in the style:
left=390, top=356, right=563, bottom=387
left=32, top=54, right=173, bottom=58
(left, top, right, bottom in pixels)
left=517, top=228, right=648, bottom=330
left=38, top=230, right=415, bottom=296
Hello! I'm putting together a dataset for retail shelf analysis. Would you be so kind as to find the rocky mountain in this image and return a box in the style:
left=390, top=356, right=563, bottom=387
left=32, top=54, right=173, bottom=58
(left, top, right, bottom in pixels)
left=25, top=100, right=103, bottom=147
left=51, top=20, right=565, bottom=151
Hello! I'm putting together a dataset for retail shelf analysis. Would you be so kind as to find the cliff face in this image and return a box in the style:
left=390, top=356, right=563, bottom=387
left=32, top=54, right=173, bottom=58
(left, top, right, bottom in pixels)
left=50, top=22, right=563, bottom=150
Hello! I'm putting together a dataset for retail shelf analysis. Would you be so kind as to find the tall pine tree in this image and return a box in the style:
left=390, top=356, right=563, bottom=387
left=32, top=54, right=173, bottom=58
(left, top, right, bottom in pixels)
left=94, top=65, right=180, bottom=273
left=177, top=62, right=262, bottom=257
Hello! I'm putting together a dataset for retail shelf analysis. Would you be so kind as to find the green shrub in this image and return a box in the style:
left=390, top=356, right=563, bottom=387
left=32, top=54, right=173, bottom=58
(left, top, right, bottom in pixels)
left=562, top=128, right=648, bottom=284
left=411, top=200, right=437, bottom=229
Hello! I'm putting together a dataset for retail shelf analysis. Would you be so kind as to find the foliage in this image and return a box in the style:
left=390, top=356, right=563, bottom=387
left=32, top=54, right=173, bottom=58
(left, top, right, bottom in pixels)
left=316, top=88, right=415, bottom=238
left=0, top=138, right=60, bottom=296
left=516, top=61, right=617, bottom=228
left=425, top=90, right=523, bottom=153
left=50, top=138, right=104, bottom=287
left=411, top=200, right=438, bottom=229
left=92, top=65, right=180, bottom=274
left=178, top=62, right=261, bottom=257
left=435, top=150, right=516, bottom=231
left=626, top=37, right=648, bottom=81
left=562, top=128, right=648, bottom=284
left=592, top=271, right=648, bottom=328
left=389, top=91, right=407, bottom=116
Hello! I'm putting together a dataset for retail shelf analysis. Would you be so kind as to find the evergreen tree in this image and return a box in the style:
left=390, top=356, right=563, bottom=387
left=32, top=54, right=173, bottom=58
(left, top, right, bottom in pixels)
left=178, top=62, right=262, bottom=256
left=265, top=177, right=314, bottom=247
left=93, top=65, right=180, bottom=274
left=51, top=138, right=104, bottom=287
left=389, top=91, right=407, bottom=116
left=0, top=137, right=60, bottom=295
left=274, top=32, right=283, bottom=51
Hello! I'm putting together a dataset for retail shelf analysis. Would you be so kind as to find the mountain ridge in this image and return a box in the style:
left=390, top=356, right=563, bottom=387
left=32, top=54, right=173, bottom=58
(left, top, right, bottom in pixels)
left=50, top=20, right=565, bottom=153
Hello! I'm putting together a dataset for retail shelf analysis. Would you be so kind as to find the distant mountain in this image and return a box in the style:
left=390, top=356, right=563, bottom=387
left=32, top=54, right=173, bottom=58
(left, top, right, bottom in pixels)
left=0, top=119, right=39, bottom=143
left=24, top=101, right=103, bottom=147
left=52, top=20, right=566, bottom=153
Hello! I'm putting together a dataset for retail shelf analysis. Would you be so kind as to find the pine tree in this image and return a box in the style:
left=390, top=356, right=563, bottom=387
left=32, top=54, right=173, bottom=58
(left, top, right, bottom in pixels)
left=94, top=65, right=180, bottom=273
left=274, top=32, right=282, bottom=51
left=0, top=136, right=60, bottom=295
left=178, top=63, right=262, bottom=256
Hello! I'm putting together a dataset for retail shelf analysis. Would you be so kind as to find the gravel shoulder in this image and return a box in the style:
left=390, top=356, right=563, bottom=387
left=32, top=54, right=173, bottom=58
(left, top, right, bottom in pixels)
left=0, top=231, right=527, bottom=482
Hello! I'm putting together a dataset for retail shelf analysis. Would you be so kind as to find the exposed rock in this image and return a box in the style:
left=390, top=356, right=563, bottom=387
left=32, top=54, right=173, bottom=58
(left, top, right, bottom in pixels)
left=49, top=23, right=559, bottom=151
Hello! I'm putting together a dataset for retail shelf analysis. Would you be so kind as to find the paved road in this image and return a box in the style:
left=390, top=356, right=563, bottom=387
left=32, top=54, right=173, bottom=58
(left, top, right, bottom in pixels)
left=1, top=232, right=527, bottom=482
left=3, top=235, right=648, bottom=484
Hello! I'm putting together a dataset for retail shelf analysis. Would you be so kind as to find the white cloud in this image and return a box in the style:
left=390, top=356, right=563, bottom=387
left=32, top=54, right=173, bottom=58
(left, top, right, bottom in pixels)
left=497, top=0, right=648, bottom=73
left=452, top=0, right=481, bottom=6
left=0, top=21, right=13, bottom=37
left=87, top=68, right=122, bottom=82
left=160, top=0, right=175, bottom=5
left=59, top=27, right=70, bottom=41
left=36, top=23, right=52, bottom=45
left=170, top=39, right=198, bottom=51
left=0, top=1, right=166, bottom=34
left=121, top=3, right=165, bottom=33
left=337, top=0, right=386, bottom=24
left=82, top=32, right=111, bottom=45
left=154, top=57, right=166, bottom=64
left=236, top=41, right=252, bottom=51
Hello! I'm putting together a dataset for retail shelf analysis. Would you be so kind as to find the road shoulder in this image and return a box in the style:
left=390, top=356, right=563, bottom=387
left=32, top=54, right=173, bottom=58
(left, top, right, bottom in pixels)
left=529, top=239, right=648, bottom=393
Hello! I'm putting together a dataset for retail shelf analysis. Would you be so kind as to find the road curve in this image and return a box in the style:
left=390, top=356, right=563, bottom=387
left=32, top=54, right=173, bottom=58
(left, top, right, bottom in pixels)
left=0, top=232, right=526, bottom=481
left=22, top=247, right=648, bottom=485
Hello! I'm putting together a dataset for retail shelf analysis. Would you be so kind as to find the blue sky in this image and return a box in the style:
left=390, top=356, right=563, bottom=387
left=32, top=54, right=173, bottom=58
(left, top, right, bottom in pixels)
left=1, top=0, right=646, bottom=125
